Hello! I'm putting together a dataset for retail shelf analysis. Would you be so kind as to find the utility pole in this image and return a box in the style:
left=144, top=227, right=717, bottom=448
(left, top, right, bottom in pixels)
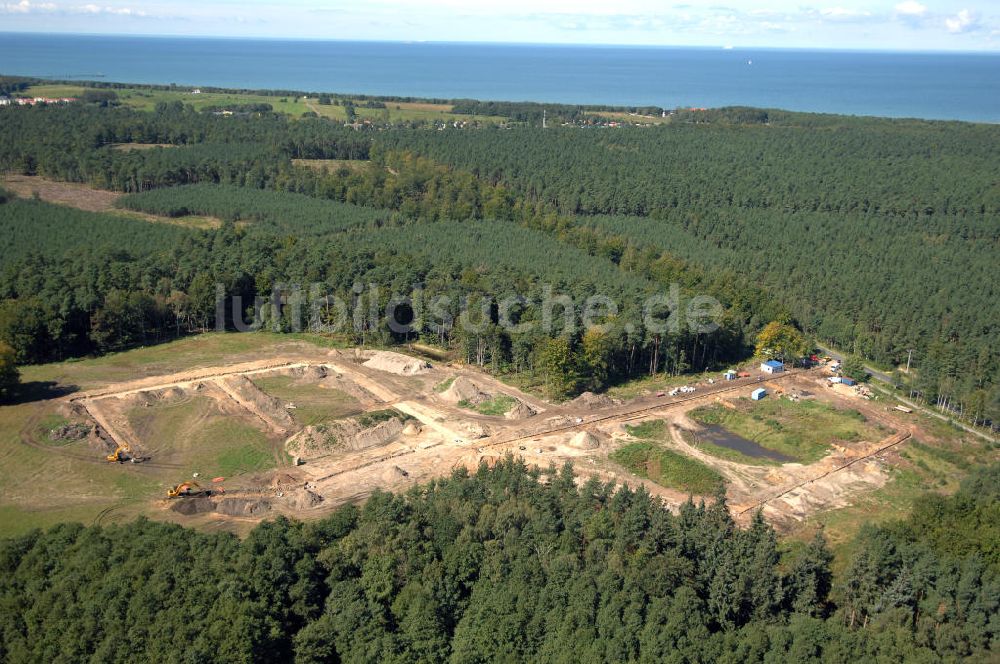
left=542, top=109, right=546, bottom=129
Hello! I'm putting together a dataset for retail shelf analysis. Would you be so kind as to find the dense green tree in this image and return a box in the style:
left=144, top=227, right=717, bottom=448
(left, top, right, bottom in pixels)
left=0, top=341, right=18, bottom=399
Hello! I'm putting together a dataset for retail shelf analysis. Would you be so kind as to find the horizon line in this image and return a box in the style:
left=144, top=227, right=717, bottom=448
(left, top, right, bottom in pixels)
left=1, top=30, right=998, bottom=56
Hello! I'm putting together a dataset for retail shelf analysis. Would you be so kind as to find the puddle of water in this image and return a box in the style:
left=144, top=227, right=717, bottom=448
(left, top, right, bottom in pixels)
left=693, top=423, right=794, bottom=462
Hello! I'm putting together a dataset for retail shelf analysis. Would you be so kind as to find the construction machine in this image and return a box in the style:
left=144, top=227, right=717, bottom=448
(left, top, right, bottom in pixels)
left=106, top=442, right=133, bottom=463
left=167, top=482, right=210, bottom=498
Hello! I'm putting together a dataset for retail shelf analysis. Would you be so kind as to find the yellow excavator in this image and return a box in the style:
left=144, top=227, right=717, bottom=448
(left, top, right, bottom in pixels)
left=106, top=442, right=133, bottom=464
left=167, top=482, right=210, bottom=498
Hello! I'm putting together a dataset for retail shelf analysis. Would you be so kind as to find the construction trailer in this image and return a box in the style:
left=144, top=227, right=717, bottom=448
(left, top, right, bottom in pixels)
left=751, top=388, right=767, bottom=401
left=760, top=360, right=785, bottom=374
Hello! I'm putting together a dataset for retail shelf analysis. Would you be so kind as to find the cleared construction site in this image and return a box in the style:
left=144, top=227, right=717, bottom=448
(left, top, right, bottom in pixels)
left=28, top=345, right=922, bottom=531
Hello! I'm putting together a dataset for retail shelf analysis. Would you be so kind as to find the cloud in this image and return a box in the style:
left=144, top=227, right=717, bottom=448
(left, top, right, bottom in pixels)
left=819, top=7, right=872, bottom=21
left=945, top=9, right=979, bottom=33
left=894, top=1, right=927, bottom=17
left=1, top=0, right=145, bottom=15
left=1, top=0, right=56, bottom=12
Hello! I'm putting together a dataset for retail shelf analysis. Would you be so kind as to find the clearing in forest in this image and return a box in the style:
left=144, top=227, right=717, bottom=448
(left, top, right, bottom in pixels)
left=686, top=398, right=882, bottom=465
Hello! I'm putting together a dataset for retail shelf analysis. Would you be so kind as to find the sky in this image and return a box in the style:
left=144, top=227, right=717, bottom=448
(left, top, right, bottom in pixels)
left=1, top=0, right=998, bottom=51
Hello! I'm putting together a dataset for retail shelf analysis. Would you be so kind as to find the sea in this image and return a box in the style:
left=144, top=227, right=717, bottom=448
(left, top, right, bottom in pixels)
left=1, top=33, right=998, bottom=122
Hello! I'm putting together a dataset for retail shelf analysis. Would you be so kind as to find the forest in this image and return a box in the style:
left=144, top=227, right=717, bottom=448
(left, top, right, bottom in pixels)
left=0, top=94, right=997, bottom=421
left=0, top=459, right=996, bottom=662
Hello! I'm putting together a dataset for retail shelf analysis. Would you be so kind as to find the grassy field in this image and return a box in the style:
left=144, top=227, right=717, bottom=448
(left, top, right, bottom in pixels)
left=687, top=398, right=882, bottom=464
left=460, top=394, right=516, bottom=416
left=0, top=332, right=356, bottom=535
left=251, top=374, right=363, bottom=427
left=0, top=333, right=350, bottom=535
left=786, top=416, right=998, bottom=571
left=24, top=84, right=506, bottom=124
left=605, top=368, right=730, bottom=400
left=611, top=420, right=725, bottom=495
left=0, top=399, right=154, bottom=537
left=19, top=332, right=338, bottom=392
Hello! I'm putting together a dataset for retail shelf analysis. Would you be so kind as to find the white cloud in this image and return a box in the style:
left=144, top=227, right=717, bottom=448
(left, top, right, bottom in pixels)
left=75, top=4, right=145, bottom=15
left=1, top=0, right=56, bottom=13
left=1, top=0, right=144, bottom=14
left=820, top=7, right=872, bottom=20
left=894, top=1, right=927, bottom=17
left=945, top=9, right=979, bottom=33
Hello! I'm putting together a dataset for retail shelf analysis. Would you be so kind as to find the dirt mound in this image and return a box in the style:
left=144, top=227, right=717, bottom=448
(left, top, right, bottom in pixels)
left=286, top=489, right=324, bottom=510
left=362, top=351, right=431, bottom=376
left=441, top=376, right=489, bottom=404
left=169, top=497, right=215, bottom=515
left=270, top=473, right=300, bottom=490
left=458, top=421, right=490, bottom=439
left=87, top=425, right=117, bottom=454
left=570, top=391, right=618, bottom=410
left=224, top=375, right=297, bottom=430
left=402, top=422, right=422, bottom=436
left=286, top=415, right=405, bottom=457
left=504, top=399, right=537, bottom=420
left=49, top=423, right=91, bottom=442
left=355, top=418, right=404, bottom=449
left=300, top=365, right=329, bottom=381
left=215, top=497, right=272, bottom=517
left=381, top=465, right=410, bottom=482
left=568, top=431, right=600, bottom=450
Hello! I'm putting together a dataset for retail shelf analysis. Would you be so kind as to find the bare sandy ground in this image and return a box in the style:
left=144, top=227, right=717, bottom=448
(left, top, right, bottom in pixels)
left=58, top=348, right=920, bottom=531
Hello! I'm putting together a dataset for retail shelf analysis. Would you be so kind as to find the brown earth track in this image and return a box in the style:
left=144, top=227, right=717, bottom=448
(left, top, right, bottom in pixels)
left=735, top=429, right=912, bottom=517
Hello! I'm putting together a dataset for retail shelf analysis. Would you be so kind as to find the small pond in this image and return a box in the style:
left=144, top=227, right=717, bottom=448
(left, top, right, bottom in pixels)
left=693, top=423, right=794, bottom=463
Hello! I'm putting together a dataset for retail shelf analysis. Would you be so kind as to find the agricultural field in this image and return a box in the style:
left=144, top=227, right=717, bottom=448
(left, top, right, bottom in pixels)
left=21, top=83, right=506, bottom=124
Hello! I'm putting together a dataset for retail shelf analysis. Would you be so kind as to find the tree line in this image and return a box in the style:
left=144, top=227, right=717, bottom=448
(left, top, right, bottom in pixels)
left=0, top=459, right=996, bottom=662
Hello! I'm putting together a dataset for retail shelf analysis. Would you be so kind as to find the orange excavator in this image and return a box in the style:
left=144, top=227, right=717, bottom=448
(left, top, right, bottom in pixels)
left=106, top=442, right=133, bottom=464
left=167, top=482, right=211, bottom=498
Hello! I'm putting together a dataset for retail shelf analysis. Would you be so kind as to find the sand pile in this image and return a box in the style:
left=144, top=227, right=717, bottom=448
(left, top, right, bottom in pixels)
left=570, top=392, right=618, bottom=410
left=286, top=414, right=405, bottom=457
left=504, top=399, right=537, bottom=420
left=568, top=431, right=600, bottom=450
left=381, top=465, right=409, bottom=482
left=458, top=421, right=490, bottom=439
left=402, top=422, right=422, bottom=436
left=286, top=489, right=324, bottom=510
left=363, top=351, right=431, bottom=376
left=281, top=365, right=329, bottom=382
left=224, top=375, right=297, bottom=429
left=354, top=418, right=404, bottom=449
left=215, top=497, right=272, bottom=517
left=441, top=376, right=489, bottom=404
